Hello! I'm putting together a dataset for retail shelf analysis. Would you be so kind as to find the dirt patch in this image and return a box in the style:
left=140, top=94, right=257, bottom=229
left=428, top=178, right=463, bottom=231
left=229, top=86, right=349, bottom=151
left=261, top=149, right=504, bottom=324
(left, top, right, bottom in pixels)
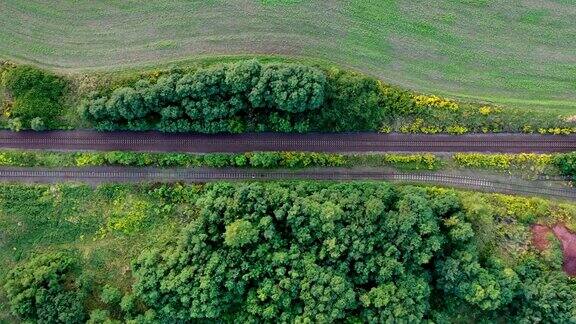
left=532, top=224, right=552, bottom=250
left=532, top=224, right=576, bottom=275
left=551, top=225, right=576, bottom=276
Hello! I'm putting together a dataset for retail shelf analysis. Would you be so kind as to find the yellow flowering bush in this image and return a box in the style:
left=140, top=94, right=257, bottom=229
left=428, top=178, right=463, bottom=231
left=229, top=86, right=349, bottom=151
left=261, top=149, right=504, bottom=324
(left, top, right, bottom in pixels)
left=379, top=125, right=392, bottom=133
left=384, top=153, right=439, bottom=170
left=99, top=195, right=152, bottom=236
left=453, top=153, right=553, bottom=171
left=0, top=153, right=13, bottom=166
left=488, top=194, right=551, bottom=224
left=478, top=105, right=502, bottom=116
left=399, top=119, right=442, bottom=134
left=75, top=153, right=105, bottom=166
left=537, top=127, right=575, bottom=135
left=280, top=152, right=346, bottom=168
left=479, top=106, right=491, bottom=116
left=413, top=94, right=459, bottom=111
left=521, top=125, right=534, bottom=133
left=445, top=125, right=469, bottom=134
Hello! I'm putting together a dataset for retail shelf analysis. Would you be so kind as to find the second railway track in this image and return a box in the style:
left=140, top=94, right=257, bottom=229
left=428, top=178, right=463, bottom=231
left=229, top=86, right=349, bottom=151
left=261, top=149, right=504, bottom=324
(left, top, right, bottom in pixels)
left=0, top=167, right=574, bottom=200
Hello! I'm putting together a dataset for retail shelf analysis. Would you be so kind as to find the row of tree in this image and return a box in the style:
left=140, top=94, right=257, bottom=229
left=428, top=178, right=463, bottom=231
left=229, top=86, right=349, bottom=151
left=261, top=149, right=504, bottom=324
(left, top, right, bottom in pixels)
left=80, top=60, right=395, bottom=132
left=4, top=182, right=575, bottom=322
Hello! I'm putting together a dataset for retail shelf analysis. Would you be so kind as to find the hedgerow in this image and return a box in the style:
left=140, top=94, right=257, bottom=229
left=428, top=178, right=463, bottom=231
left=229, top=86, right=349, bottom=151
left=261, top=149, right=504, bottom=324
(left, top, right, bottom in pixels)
left=0, top=150, right=442, bottom=170
left=0, top=60, right=572, bottom=134
left=80, top=60, right=351, bottom=133
left=453, top=153, right=554, bottom=172
left=347, top=153, right=441, bottom=170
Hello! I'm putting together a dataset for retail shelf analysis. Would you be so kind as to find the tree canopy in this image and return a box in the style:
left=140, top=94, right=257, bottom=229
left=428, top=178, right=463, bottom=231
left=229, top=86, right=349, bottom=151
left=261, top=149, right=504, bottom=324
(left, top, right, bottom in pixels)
left=4, top=182, right=576, bottom=322
left=128, top=182, right=576, bottom=322
left=3, top=252, right=87, bottom=323
left=80, top=60, right=392, bottom=133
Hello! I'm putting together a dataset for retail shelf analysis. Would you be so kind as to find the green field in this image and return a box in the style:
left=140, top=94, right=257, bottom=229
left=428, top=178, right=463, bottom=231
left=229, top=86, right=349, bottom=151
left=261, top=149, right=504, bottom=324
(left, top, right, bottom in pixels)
left=0, top=0, right=575, bottom=112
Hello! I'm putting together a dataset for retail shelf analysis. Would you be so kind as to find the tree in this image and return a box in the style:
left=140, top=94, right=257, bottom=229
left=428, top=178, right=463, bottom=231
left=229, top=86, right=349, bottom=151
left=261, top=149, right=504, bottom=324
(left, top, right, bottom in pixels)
left=249, top=64, right=326, bottom=113
left=3, top=252, right=87, bottom=323
left=80, top=60, right=330, bottom=134
left=315, top=69, right=385, bottom=131
left=224, top=219, right=259, bottom=247
left=509, top=271, right=576, bottom=323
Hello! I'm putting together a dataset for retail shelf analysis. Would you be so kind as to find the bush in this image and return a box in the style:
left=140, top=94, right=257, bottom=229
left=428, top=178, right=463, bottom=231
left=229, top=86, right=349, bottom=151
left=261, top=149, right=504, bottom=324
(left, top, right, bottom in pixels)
left=2, top=65, right=67, bottom=129
left=30, top=116, right=46, bottom=131
left=348, top=153, right=441, bottom=170
left=3, top=65, right=66, bottom=99
left=553, top=152, right=576, bottom=180
left=248, top=152, right=283, bottom=168
left=3, top=252, right=88, bottom=323
left=7, top=117, right=22, bottom=132
left=453, top=153, right=553, bottom=172
left=313, top=69, right=386, bottom=131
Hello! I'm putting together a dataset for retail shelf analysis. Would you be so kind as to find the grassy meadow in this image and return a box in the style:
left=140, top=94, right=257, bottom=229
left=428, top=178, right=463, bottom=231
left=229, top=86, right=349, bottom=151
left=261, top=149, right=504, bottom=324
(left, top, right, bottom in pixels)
left=0, top=1, right=575, bottom=112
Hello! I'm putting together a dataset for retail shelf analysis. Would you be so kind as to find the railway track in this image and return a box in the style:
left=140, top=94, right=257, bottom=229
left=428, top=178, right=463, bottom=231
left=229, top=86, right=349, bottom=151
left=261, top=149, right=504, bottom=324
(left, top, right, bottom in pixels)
left=0, top=167, right=574, bottom=200
left=0, top=131, right=574, bottom=153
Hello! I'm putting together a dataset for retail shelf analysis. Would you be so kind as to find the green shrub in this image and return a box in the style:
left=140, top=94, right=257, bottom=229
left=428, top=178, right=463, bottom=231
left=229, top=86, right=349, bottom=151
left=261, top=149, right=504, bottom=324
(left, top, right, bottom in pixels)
left=453, top=153, right=553, bottom=172
left=248, top=152, right=283, bottom=168
left=87, top=309, right=116, bottom=324
left=3, top=65, right=66, bottom=99
left=553, top=152, right=576, bottom=180
left=314, top=69, right=386, bottom=131
left=348, top=153, right=441, bottom=170
left=383, top=153, right=439, bottom=170
left=11, top=90, right=61, bottom=122
left=30, top=116, right=46, bottom=131
left=7, top=117, right=22, bottom=131
left=3, top=252, right=87, bottom=323
left=2, top=65, right=67, bottom=129
left=101, top=284, right=123, bottom=306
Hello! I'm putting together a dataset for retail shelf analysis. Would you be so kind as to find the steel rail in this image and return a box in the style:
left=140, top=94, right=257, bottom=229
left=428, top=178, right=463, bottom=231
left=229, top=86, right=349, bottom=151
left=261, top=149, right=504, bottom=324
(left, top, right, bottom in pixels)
left=0, top=131, right=573, bottom=153
left=0, top=167, right=573, bottom=200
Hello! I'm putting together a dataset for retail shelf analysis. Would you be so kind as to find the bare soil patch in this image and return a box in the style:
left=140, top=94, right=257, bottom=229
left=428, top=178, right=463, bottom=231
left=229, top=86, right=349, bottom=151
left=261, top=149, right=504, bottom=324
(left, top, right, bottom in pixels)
left=532, top=224, right=552, bottom=251
left=532, top=224, right=576, bottom=275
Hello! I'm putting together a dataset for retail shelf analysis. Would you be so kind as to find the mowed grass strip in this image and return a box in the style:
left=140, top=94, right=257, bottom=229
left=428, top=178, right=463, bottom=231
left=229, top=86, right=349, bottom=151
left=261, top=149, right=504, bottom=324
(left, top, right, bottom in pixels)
left=0, top=0, right=575, bottom=113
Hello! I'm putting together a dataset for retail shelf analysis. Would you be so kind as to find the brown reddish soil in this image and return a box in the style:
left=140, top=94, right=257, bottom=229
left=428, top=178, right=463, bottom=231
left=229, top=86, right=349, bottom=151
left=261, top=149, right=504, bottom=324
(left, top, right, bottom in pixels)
left=532, top=224, right=553, bottom=251
left=532, top=224, right=576, bottom=276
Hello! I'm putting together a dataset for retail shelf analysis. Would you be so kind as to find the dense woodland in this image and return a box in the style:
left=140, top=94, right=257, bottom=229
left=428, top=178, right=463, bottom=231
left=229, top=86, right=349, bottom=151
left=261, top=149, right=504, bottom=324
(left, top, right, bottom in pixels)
left=3, top=182, right=576, bottom=323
